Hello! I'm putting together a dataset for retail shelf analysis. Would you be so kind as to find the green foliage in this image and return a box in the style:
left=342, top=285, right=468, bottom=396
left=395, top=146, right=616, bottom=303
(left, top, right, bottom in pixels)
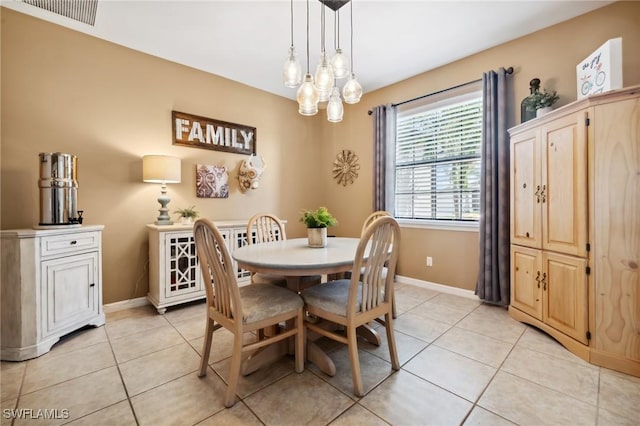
left=300, top=207, right=337, bottom=228
left=523, top=88, right=559, bottom=110
left=174, top=206, right=199, bottom=219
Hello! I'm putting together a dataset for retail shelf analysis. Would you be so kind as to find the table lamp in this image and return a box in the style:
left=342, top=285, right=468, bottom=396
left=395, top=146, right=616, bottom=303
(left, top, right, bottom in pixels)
left=142, top=155, right=181, bottom=225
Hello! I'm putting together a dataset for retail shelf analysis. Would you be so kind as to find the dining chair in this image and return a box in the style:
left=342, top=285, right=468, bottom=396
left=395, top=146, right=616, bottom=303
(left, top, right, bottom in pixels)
left=301, top=216, right=401, bottom=397
left=356, top=210, right=397, bottom=319
left=246, top=212, right=321, bottom=290
left=246, top=213, right=288, bottom=287
left=193, top=218, right=305, bottom=407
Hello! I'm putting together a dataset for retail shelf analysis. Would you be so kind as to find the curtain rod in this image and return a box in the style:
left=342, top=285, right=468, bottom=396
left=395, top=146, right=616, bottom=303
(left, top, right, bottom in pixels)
left=367, top=66, right=513, bottom=115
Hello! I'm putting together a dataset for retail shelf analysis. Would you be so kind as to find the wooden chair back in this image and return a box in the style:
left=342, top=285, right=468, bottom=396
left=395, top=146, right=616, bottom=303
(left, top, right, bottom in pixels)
left=361, top=211, right=391, bottom=236
left=348, top=216, right=400, bottom=317
left=247, top=213, right=286, bottom=245
left=193, top=218, right=241, bottom=330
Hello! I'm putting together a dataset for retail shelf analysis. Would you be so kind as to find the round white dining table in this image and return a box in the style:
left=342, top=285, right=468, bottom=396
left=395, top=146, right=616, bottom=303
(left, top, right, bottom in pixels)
left=232, top=237, right=361, bottom=279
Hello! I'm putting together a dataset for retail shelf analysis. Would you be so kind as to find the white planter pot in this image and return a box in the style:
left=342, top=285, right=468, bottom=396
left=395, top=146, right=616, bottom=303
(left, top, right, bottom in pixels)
left=536, top=106, right=553, bottom=117
left=307, top=228, right=327, bottom=248
left=179, top=217, right=194, bottom=225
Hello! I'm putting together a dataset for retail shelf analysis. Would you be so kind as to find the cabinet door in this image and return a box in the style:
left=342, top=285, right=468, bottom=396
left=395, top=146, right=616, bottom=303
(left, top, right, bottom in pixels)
left=510, top=245, right=542, bottom=320
left=232, top=228, right=253, bottom=282
left=541, top=114, right=588, bottom=257
left=41, top=252, right=98, bottom=338
left=542, top=252, right=588, bottom=345
left=165, top=233, right=202, bottom=299
left=511, top=130, right=541, bottom=249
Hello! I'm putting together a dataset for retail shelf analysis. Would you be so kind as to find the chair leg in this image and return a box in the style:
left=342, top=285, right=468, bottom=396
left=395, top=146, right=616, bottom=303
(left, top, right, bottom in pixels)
left=392, top=296, right=398, bottom=319
left=225, top=333, right=243, bottom=408
left=199, top=318, right=215, bottom=377
left=384, top=313, right=400, bottom=370
left=295, top=308, right=305, bottom=373
left=347, top=326, right=364, bottom=397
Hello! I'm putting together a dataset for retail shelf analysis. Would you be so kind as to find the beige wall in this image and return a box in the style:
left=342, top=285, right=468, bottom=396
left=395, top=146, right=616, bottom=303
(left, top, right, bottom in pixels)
left=321, top=1, right=640, bottom=291
left=1, top=7, right=324, bottom=303
left=2, top=3, right=639, bottom=302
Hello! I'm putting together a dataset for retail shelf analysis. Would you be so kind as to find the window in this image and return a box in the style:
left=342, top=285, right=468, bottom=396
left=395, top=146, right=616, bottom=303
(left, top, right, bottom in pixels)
left=393, top=84, right=482, bottom=225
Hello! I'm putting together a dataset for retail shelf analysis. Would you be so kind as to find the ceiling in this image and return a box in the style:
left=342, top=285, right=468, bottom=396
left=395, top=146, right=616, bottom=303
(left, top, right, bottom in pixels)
left=3, top=0, right=613, bottom=100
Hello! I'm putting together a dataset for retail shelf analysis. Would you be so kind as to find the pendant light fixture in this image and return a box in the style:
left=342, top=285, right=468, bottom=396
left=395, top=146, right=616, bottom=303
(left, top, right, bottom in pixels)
left=315, top=3, right=334, bottom=102
left=342, top=0, right=362, bottom=104
left=283, top=0, right=302, bottom=87
left=330, top=9, right=349, bottom=79
left=327, top=86, right=344, bottom=122
left=289, top=0, right=361, bottom=121
left=297, top=0, right=319, bottom=115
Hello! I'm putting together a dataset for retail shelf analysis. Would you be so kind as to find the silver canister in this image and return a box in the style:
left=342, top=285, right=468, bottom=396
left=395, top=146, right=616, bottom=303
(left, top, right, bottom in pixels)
left=38, top=152, right=80, bottom=225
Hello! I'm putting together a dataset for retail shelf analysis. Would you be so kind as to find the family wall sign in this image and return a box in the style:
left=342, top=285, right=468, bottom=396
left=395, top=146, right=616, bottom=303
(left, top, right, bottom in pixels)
left=172, top=110, right=256, bottom=155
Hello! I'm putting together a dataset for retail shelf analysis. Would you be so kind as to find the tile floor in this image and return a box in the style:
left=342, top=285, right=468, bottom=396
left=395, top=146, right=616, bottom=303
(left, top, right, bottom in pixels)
left=2, top=283, right=639, bottom=426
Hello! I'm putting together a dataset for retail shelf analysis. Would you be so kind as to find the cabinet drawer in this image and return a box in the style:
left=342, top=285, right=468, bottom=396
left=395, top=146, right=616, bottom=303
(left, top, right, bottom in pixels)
left=40, top=231, right=100, bottom=257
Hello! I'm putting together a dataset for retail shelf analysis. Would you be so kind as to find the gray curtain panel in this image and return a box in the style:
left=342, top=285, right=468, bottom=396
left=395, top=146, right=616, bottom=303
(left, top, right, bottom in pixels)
left=373, top=104, right=396, bottom=212
left=476, top=68, right=512, bottom=305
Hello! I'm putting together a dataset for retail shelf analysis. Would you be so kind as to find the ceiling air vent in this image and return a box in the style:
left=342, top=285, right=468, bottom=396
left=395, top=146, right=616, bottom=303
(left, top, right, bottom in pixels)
left=23, top=0, right=98, bottom=26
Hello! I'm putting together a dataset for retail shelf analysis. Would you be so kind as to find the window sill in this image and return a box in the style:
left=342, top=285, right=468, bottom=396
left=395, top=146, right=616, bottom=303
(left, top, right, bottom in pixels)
left=395, top=218, right=479, bottom=232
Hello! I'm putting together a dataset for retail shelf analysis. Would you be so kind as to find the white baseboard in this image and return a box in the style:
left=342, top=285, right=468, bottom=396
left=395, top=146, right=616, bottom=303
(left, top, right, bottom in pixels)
left=103, top=297, right=150, bottom=313
left=396, top=275, right=479, bottom=300
left=102, top=278, right=477, bottom=312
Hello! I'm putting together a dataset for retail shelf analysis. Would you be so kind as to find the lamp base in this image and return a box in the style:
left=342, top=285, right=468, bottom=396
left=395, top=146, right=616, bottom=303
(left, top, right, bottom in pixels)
left=155, top=183, right=173, bottom=226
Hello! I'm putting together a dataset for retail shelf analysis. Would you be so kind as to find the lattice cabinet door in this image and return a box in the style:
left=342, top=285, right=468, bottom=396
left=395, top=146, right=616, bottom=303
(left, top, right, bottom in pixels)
left=164, top=232, right=202, bottom=299
left=232, top=228, right=255, bottom=282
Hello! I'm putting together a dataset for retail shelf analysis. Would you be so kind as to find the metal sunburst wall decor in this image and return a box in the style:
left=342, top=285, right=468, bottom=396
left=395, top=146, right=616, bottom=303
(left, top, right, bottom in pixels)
left=332, top=149, right=360, bottom=186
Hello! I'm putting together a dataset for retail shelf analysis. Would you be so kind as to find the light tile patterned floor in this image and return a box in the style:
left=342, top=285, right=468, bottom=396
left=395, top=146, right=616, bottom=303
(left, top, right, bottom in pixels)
left=2, top=283, right=639, bottom=426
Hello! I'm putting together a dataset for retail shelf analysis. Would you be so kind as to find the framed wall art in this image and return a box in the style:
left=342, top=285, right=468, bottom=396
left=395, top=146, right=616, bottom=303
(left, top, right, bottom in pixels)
left=196, top=164, right=229, bottom=198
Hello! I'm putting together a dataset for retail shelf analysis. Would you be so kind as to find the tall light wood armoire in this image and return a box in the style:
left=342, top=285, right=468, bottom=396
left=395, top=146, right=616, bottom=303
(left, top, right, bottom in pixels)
left=509, top=86, right=639, bottom=377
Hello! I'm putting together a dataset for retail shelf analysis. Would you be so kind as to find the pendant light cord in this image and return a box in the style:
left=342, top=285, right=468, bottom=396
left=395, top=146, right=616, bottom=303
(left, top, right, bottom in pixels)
left=320, top=2, right=326, bottom=54
left=306, top=0, right=310, bottom=73
left=350, top=1, right=354, bottom=72
left=289, top=0, right=294, bottom=48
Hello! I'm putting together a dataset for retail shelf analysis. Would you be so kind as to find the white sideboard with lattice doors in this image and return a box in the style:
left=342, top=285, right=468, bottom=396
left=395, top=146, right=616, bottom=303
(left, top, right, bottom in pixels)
left=146, top=220, right=286, bottom=314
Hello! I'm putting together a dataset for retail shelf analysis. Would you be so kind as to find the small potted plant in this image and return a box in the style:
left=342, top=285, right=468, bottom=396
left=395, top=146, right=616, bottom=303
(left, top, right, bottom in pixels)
left=174, top=206, right=199, bottom=225
left=524, top=88, right=559, bottom=118
left=300, top=206, right=337, bottom=248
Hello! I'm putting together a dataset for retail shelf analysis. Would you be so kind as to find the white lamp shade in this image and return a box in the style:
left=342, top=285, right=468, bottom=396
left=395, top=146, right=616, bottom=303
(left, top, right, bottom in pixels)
left=297, top=74, right=319, bottom=116
left=315, top=54, right=334, bottom=102
left=330, top=49, right=350, bottom=79
left=342, top=73, right=363, bottom=104
left=327, top=87, right=344, bottom=122
left=283, top=46, right=302, bottom=88
left=142, top=155, right=181, bottom=183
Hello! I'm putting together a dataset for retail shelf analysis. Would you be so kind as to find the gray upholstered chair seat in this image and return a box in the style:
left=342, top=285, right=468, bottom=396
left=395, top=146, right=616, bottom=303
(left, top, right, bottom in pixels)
left=302, top=279, right=371, bottom=316
left=239, top=284, right=303, bottom=324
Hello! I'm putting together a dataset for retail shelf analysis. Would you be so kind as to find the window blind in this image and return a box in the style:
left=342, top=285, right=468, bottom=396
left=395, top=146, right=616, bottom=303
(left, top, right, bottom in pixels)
left=395, top=91, right=483, bottom=221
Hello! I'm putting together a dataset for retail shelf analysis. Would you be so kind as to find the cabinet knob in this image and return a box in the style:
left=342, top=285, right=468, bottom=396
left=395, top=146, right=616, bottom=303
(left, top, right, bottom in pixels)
left=526, top=232, right=530, bottom=238
left=89, top=283, right=95, bottom=287
left=70, top=240, right=77, bottom=245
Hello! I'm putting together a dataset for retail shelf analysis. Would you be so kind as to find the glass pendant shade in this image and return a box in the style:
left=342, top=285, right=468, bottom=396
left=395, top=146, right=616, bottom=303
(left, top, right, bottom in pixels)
left=283, top=46, right=302, bottom=88
left=330, top=49, right=350, bottom=79
left=342, top=72, right=362, bottom=104
left=315, top=53, right=334, bottom=102
left=297, top=73, right=319, bottom=116
left=326, top=87, right=344, bottom=122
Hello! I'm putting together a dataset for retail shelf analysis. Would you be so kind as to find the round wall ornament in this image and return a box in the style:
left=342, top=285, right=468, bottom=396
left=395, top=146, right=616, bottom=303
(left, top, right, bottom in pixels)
left=332, top=149, right=360, bottom=186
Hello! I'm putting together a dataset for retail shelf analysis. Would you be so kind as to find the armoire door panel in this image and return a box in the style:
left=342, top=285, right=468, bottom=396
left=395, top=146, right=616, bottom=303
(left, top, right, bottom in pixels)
left=541, top=114, right=588, bottom=257
left=510, top=131, right=541, bottom=249
left=511, top=246, right=542, bottom=320
left=543, top=252, right=588, bottom=344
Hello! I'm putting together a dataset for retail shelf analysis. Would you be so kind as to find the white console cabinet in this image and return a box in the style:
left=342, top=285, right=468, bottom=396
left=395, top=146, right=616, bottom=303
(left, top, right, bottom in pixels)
left=147, top=220, right=284, bottom=314
left=1, top=225, right=105, bottom=361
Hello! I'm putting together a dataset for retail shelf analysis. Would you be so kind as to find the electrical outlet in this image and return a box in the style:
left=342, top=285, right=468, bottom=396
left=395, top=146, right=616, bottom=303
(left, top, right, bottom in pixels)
left=426, top=256, right=433, bottom=267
